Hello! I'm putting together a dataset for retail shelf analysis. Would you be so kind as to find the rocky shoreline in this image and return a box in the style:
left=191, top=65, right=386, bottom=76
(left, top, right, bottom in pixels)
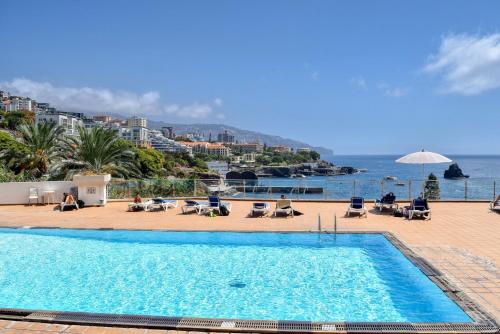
left=225, top=161, right=364, bottom=179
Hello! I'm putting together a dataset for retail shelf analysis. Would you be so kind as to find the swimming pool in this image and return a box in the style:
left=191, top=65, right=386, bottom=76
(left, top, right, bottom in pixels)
left=0, top=229, right=472, bottom=323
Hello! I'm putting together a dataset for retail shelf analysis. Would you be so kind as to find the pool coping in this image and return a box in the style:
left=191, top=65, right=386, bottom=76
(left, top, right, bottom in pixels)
left=0, top=227, right=498, bottom=334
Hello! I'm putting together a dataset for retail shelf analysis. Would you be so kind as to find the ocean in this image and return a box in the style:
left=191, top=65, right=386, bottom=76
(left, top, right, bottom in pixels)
left=326, top=155, right=500, bottom=181
left=239, top=155, right=500, bottom=200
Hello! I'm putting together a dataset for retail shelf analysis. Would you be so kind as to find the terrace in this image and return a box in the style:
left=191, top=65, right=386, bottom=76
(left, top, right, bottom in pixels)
left=0, top=200, right=499, bottom=333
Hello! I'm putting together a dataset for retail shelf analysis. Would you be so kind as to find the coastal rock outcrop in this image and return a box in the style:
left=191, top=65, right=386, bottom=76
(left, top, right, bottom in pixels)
left=444, top=163, right=469, bottom=179
left=340, top=166, right=356, bottom=174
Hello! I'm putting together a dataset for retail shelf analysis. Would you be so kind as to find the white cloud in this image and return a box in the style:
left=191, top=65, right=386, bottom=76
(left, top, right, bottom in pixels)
left=423, top=33, right=500, bottom=95
left=213, top=98, right=223, bottom=107
left=0, top=78, right=222, bottom=119
left=377, top=82, right=407, bottom=97
left=350, top=76, right=366, bottom=88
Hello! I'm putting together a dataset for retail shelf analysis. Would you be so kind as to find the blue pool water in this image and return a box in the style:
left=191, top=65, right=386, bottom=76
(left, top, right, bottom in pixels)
left=0, top=229, right=472, bottom=322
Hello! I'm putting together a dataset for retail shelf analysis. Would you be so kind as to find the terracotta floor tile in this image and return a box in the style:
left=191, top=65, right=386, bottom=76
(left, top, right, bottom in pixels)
left=0, top=200, right=499, bottom=326
left=63, top=325, right=93, bottom=334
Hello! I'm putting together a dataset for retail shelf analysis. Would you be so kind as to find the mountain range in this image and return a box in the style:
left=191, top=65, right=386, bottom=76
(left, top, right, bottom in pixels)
left=148, top=120, right=333, bottom=156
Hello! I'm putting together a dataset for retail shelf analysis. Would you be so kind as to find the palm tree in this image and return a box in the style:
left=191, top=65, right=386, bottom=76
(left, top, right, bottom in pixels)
left=54, top=126, right=138, bottom=179
left=2, top=122, right=65, bottom=177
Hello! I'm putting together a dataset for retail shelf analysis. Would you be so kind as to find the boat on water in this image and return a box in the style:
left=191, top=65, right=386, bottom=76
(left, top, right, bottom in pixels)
left=395, top=182, right=405, bottom=186
left=290, top=174, right=306, bottom=178
left=357, top=168, right=368, bottom=173
left=384, top=176, right=397, bottom=181
left=204, top=179, right=236, bottom=194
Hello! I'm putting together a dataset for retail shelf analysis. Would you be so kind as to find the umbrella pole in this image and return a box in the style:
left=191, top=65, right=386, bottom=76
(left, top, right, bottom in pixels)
left=422, top=164, right=425, bottom=198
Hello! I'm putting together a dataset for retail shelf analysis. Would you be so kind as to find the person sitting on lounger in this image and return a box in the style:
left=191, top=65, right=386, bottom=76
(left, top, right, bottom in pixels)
left=60, top=193, right=79, bottom=211
left=65, top=194, right=76, bottom=205
left=134, top=194, right=142, bottom=203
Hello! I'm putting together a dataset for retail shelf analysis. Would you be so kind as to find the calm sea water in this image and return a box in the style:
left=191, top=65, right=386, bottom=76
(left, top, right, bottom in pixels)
left=0, top=229, right=472, bottom=322
left=327, top=155, right=500, bottom=180
left=237, top=155, right=500, bottom=200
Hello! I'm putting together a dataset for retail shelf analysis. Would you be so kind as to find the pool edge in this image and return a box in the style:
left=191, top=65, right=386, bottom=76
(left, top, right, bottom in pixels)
left=0, top=228, right=498, bottom=333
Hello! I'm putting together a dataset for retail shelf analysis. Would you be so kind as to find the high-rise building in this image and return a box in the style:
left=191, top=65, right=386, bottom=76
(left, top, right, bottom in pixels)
left=120, top=126, right=150, bottom=147
left=126, top=116, right=147, bottom=128
left=161, top=126, right=175, bottom=139
left=217, top=130, right=235, bottom=143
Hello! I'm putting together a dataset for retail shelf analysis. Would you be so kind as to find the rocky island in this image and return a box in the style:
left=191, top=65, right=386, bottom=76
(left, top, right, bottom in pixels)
left=444, top=163, right=469, bottom=179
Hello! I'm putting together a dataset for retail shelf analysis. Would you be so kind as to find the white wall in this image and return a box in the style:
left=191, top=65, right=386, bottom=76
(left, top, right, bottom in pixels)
left=0, top=181, right=74, bottom=205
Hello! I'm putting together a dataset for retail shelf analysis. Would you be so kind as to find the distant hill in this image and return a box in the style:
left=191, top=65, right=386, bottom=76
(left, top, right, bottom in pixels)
left=148, top=121, right=333, bottom=156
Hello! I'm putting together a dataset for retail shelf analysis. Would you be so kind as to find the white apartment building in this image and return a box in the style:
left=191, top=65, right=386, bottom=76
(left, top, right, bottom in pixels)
left=2, top=97, right=33, bottom=112
left=149, top=130, right=192, bottom=154
left=120, top=126, right=150, bottom=147
left=35, top=112, right=83, bottom=136
left=235, top=152, right=256, bottom=163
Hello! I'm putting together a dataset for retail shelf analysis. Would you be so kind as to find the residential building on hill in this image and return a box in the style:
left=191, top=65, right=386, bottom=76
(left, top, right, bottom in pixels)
left=270, top=145, right=292, bottom=153
left=34, top=102, right=51, bottom=113
left=93, top=115, right=112, bottom=123
left=127, top=116, right=147, bottom=128
left=217, top=130, right=235, bottom=143
left=35, top=111, right=83, bottom=136
left=149, top=129, right=192, bottom=154
left=119, top=126, right=150, bottom=148
left=0, top=97, right=33, bottom=112
left=161, top=126, right=175, bottom=139
left=182, top=132, right=206, bottom=141
left=229, top=142, right=264, bottom=154
left=180, top=141, right=231, bottom=156
left=231, top=152, right=256, bottom=163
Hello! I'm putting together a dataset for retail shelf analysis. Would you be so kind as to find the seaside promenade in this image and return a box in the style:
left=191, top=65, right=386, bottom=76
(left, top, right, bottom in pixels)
left=0, top=200, right=499, bottom=333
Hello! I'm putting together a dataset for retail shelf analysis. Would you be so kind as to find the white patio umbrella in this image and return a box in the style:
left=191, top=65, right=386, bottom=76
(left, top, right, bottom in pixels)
left=396, top=149, right=452, bottom=180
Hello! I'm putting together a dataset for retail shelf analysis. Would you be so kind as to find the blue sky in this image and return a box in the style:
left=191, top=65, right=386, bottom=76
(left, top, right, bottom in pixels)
left=1, top=0, right=500, bottom=154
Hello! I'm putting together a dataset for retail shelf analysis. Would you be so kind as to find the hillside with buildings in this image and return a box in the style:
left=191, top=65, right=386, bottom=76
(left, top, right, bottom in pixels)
left=0, top=90, right=330, bottom=170
left=0, top=90, right=332, bottom=159
left=148, top=121, right=333, bottom=156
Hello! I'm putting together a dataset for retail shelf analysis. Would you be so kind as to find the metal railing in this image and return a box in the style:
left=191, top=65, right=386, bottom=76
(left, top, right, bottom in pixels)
left=107, top=178, right=499, bottom=201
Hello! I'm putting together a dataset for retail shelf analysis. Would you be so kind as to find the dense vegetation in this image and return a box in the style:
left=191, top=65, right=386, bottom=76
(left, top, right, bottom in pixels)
left=255, top=147, right=320, bottom=166
left=0, top=125, right=210, bottom=182
left=0, top=110, right=35, bottom=130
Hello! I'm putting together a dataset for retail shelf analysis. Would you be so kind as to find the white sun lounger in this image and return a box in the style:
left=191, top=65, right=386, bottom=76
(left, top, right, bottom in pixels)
left=407, top=199, right=431, bottom=220
left=182, top=200, right=209, bottom=214
left=346, top=197, right=367, bottom=217
left=273, top=199, right=293, bottom=217
left=490, top=195, right=500, bottom=212
left=250, top=202, right=270, bottom=217
left=151, top=198, right=179, bottom=211
left=128, top=200, right=153, bottom=212
left=60, top=201, right=79, bottom=211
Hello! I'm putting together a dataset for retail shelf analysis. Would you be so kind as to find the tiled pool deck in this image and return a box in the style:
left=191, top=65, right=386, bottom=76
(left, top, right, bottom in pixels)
left=0, top=200, right=499, bottom=333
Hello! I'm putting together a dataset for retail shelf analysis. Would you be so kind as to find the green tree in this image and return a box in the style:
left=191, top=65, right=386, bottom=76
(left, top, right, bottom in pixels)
left=2, top=110, right=35, bottom=130
left=54, top=127, right=138, bottom=179
left=424, top=173, right=440, bottom=200
left=0, top=130, right=30, bottom=174
left=1, top=123, right=64, bottom=177
left=135, top=148, right=165, bottom=178
left=310, top=150, right=320, bottom=161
